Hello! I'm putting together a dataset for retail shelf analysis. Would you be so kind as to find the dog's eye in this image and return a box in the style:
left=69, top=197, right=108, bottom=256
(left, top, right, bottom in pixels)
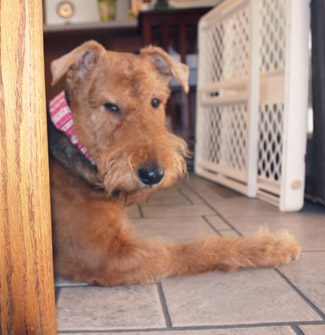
left=104, top=102, right=121, bottom=114
left=151, top=98, right=161, bottom=109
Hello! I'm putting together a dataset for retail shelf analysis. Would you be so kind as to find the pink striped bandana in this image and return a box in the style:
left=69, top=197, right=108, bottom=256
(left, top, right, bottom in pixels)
left=49, top=91, right=96, bottom=165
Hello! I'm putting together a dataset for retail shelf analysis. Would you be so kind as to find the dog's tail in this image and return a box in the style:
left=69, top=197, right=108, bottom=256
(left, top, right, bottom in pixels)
left=168, top=228, right=300, bottom=275
left=80, top=228, right=300, bottom=286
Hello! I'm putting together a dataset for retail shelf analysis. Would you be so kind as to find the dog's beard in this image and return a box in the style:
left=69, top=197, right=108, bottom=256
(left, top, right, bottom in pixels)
left=102, top=172, right=158, bottom=207
left=97, top=135, right=188, bottom=206
left=98, top=157, right=166, bottom=206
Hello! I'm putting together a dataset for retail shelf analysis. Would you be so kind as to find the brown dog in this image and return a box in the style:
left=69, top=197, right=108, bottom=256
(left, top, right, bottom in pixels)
left=49, top=41, right=300, bottom=286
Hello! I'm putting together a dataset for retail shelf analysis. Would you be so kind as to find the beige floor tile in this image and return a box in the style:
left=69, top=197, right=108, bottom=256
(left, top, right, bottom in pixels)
left=300, top=325, right=325, bottom=335
left=228, top=213, right=325, bottom=251
left=205, top=215, right=233, bottom=230
left=177, top=182, right=204, bottom=204
left=57, top=285, right=165, bottom=331
left=206, top=197, right=282, bottom=219
left=127, top=205, right=141, bottom=218
left=144, top=187, right=191, bottom=207
left=186, top=174, right=241, bottom=199
left=280, top=252, right=325, bottom=313
left=162, top=270, right=321, bottom=327
left=60, top=326, right=296, bottom=335
left=142, top=204, right=214, bottom=218
left=219, top=230, right=240, bottom=237
left=134, top=216, right=217, bottom=243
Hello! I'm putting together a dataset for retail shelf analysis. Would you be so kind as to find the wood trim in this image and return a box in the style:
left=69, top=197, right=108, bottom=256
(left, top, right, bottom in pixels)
left=0, top=1, right=56, bottom=334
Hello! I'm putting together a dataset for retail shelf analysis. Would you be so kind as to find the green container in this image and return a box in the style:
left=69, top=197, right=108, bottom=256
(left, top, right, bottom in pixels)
left=98, top=0, right=117, bottom=21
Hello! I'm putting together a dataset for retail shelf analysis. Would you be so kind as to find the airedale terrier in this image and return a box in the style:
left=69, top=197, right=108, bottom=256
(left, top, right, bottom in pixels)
left=49, top=41, right=300, bottom=286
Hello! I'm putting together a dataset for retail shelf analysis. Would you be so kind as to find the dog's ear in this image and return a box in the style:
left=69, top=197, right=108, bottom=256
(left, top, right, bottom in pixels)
left=140, top=46, right=189, bottom=93
left=51, top=40, right=105, bottom=86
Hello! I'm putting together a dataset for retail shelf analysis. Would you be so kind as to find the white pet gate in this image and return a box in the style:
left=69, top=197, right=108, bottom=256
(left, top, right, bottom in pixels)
left=195, top=0, right=310, bottom=211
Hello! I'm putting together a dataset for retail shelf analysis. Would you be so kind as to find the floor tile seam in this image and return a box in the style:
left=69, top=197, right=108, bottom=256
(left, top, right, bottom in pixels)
left=222, top=215, right=294, bottom=220
left=176, top=186, right=195, bottom=205
left=56, top=320, right=325, bottom=333
left=182, top=180, right=243, bottom=236
left=57, top=329, right=166, bottom=334
left=201, top=215, right=222, bottom=236
left=223, top=213, right=325, bottom=220
left=180, top=179, right=233, bottom=201
left=182, top=179, right=325, bottom=218
left=131, top=215, right=208, bottom=221
left=138, top=205, right=144, bottom=218
left=275, top=269, right=325, bottom=320
left=134, top=214, right=214, bottom=219
left=291, top=325, right=305, bottom=335
left=200, top=217, right=241, bottom=235
left=157, top=282, right=173, bottom=329
left=222, top=214, right=288, bottom=220
left=141, top=203, right=200, bottom=208
left=188, top=195, right=325, bottom=221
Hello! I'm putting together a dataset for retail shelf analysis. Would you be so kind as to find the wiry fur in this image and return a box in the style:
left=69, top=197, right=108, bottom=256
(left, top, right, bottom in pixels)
left=50, top=41, right=300, bottom=286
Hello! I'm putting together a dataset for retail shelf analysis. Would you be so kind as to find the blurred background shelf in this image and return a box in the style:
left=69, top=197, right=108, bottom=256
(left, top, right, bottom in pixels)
left=44, top=20, right=137, bottom=33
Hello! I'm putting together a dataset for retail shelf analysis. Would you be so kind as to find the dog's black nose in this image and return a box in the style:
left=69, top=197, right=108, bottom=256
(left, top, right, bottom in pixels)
left=138, top=164, right=164, bottom=186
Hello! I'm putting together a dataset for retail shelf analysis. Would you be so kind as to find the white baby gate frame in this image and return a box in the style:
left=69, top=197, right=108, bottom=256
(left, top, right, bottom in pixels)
left=195, top=0, right=310, bottom=211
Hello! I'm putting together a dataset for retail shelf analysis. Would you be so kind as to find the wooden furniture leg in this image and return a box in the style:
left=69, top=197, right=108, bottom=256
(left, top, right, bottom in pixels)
left=0, top=1, right=56, bottom=334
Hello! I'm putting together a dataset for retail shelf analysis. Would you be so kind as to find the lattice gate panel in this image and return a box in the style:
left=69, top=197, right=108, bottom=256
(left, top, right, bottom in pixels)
left=256, top=0, right=286, bottom=205
left=199, top=104, right=248, bottom=178
left=256, top=0, right=310, bottom=210
left=196, top=0, right=258, bottom=196
left=196, top=0, right=310, bottom=211
left=257, top=103, right=284, bottom=184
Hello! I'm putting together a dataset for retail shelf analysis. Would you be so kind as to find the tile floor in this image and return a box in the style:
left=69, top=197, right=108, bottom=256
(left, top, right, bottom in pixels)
left=55, top=174, right=325, bottom=335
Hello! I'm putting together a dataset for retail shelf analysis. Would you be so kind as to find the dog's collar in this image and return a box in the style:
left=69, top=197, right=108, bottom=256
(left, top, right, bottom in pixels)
left=49, top=91, right=96, bottom=165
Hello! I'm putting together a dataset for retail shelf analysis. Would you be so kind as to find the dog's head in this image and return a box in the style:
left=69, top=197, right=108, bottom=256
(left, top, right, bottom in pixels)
left=51, top=40, right=189, bottom=205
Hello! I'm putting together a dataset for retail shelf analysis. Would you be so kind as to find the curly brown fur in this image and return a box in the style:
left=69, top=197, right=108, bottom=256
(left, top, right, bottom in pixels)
left=50, top=41, right=300, bottom=286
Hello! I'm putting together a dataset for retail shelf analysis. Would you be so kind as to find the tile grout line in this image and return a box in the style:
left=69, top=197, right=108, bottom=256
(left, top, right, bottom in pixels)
left=137, top=204, right=145, bottom=218
left=202, top=215, right=222, bottom=236
left=57, top=329, right=165, bottom=334
left=291, top=325, right=305, bottom=335
left=131, top=214, right=216, bottom=219
left=157, top=282, right=173, bottom=329
left=176, top=186, right=194, bottom=205
left=276, top=269, right=325, bottom=320
left=57, top=320, right=325, bottom=333
left=182, top=180, right=243, bottom=236
left=141, top=205, right=183, bottom=208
